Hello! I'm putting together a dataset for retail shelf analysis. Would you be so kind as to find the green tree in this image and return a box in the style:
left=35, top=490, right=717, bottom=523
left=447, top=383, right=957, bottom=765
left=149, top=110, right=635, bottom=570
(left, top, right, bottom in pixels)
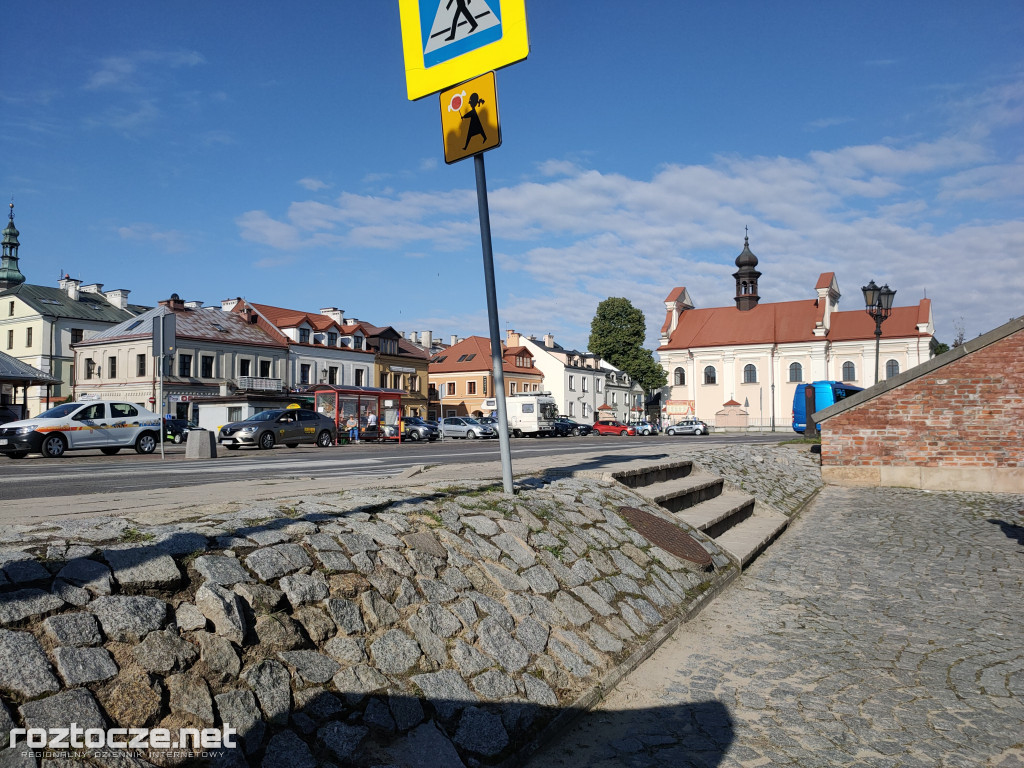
left=588, top=297, right=668, bottom=393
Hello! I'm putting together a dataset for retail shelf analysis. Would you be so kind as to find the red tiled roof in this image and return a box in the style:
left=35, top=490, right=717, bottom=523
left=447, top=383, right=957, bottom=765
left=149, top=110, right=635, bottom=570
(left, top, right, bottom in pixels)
left=660, top=299, right=932, bottom=350
left=430, top=336, right=542, bottom=376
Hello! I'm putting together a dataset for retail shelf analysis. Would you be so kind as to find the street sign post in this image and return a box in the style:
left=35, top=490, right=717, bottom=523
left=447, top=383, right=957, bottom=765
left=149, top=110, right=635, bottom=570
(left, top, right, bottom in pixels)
left=399, top=0, right=529, bottom=100
left=152, top=313, right=176, bottom=460
left=440, top=72, right=501, bottom=164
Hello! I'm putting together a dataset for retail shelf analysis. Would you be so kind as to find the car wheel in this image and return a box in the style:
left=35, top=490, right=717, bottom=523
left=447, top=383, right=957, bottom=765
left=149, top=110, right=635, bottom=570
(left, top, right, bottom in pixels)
left=408, top=430, right=421, bottom=441
left=466, top=430, right=477, bottom=439
left=42, top=434, right=67, bottom=458
left=620, top=430, right=628, bottom=436
left=317, top=430, right=334, bottom=447
left=173, top=434, right=183, bottom=444
left=572, top=427, right=582, bottom=436
left=6, top=450, right=28, bottom=459
left=259, top=431, right=275, bottom=450
left=286, top=443, right=299, bottom=448
left=135, top=432, right=157, bottom=454
left=100, top=447, right=121, bottom=455
left=694, top=428, right=703, bottom=435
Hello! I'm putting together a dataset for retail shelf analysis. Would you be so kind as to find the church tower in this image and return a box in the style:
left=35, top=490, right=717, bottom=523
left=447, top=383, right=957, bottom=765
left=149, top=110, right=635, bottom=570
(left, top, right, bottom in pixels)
left=732, top=233, right=761, bottom=311
left=0, top=202, right=27, bottom=290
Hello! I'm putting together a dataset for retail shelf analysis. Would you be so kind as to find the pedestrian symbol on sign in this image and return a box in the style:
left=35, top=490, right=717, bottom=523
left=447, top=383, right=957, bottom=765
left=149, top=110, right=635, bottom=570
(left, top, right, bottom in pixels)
left=423, top=0, right=502, bottom=68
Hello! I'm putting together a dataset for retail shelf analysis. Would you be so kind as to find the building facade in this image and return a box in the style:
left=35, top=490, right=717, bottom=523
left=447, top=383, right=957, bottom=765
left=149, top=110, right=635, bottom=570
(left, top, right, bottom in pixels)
left=428, top=336, right=544, bottom=420
left=73, top=296, right=288, bottom=418
left=657, top=238, right=936, bottom=429
left=507, top=331, right=604, bottom=423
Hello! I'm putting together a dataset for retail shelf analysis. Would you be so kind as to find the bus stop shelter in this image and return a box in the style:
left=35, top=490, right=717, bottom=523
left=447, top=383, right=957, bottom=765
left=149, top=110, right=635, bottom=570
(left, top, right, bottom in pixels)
left=0, top=350, right=60, bottom=419
left=308, top=384, right=404, bottom=443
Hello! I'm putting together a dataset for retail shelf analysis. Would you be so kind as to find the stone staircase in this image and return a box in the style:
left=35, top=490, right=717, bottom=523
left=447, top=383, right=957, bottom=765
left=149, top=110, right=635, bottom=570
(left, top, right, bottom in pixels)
left=612, top=459, right=790, bottom=569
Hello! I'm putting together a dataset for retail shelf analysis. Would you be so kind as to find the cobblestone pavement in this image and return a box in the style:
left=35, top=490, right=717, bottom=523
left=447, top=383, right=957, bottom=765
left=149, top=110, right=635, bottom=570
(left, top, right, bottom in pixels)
left=524, top=485, right=1024, bottom=768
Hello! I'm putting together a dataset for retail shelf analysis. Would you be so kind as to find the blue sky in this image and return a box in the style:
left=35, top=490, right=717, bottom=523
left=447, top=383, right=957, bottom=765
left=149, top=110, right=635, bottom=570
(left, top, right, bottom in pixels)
left=4, top=1, right=1022, bottom=352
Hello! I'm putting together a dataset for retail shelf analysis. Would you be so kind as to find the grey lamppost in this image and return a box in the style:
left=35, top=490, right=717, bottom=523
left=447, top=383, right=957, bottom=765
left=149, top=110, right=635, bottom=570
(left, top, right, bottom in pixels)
left=862, top=280, right=897, bottom=384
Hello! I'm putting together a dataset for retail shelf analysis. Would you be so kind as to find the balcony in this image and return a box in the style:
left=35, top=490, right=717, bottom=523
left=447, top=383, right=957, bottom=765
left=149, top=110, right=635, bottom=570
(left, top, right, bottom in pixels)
left=237, top=376, right=283, bottom=392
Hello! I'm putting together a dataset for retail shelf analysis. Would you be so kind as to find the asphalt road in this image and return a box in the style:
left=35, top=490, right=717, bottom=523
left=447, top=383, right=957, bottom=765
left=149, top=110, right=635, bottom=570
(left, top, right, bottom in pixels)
left=0, top=432, right=784, bottom=502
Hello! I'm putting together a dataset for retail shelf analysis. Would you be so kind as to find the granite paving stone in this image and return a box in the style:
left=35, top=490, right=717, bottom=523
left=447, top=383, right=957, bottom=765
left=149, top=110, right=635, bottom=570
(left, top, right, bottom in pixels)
left=0, top=628, right=61, bottom=698
left=54, top=645, right=119, bottom=685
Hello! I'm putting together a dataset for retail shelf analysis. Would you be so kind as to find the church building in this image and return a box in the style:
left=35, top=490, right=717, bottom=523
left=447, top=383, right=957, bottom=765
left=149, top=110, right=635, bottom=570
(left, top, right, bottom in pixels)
left=657, top=237, right=936, bottom=429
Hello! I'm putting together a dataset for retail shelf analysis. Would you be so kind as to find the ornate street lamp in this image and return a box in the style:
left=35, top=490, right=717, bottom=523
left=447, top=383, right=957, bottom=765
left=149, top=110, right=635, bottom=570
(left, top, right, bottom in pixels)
left=862, top=280, right=897, bottom=384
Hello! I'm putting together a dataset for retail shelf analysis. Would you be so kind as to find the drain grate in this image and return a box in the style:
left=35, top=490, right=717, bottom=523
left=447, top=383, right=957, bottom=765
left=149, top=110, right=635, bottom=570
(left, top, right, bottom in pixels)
left=618, top=506, right=714, bottom=570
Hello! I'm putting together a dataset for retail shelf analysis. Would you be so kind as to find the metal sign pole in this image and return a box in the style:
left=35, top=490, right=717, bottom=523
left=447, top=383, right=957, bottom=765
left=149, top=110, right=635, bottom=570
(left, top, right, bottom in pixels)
left=474, top=152, right=514, bottom=494
left=158, top=318, right=164, bottom=460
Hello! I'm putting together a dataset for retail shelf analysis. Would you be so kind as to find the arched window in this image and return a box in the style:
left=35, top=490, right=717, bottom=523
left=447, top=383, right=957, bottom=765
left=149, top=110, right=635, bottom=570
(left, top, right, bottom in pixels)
left=789, top=362, right=803, bottom=382
left=842, top=361, right=856, bottom=381
left=743, top=364, right=757, bottom=383
left=703, top=366, right=717, bottom=385
left=673, top=367, right=685, bottom=386
left=885, top=359, right=900, bottom=378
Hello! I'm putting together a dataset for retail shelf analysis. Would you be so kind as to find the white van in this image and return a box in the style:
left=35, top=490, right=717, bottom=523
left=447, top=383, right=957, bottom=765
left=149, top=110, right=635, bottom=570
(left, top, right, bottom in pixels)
left=505, top=392, right=558, bottom=437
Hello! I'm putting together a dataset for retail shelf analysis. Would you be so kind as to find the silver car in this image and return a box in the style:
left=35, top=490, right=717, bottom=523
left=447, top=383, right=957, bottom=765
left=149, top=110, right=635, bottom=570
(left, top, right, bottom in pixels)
left=439, top=416, right=496, bottom=439
left=665, top=418, right=710, bottom=436
left=218, top=408, right=337, bottom=450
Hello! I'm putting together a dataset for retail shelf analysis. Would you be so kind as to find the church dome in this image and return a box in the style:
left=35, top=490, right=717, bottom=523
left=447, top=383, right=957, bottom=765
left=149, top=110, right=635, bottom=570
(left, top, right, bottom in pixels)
left=735, top=235, right=758, bottom=268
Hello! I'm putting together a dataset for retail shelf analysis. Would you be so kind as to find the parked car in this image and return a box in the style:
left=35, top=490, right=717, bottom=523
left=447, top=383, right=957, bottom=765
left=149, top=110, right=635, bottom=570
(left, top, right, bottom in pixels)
left=165, top=418, right=199, bottom=444
left=631, top=420, right=660, bottom=436
left=665, top=418, right=711, bottom=436
left=0, top=400, right=162, bottom=459
left=0, top=406, right=21, bottom=426
left=401, top=416, right=440, bottom=441
left=218, top=408, right=337, bottom=450
left=552, top=417, right=591, bottom=437
left=439, top=416, right=496, bottom=439
left=477, top=416, right=500, bottom=428
left=591, top=420, right=637, bottom=436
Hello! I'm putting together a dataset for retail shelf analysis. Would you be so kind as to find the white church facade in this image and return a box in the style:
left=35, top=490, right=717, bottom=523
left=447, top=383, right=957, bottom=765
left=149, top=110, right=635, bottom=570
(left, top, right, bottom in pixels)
left=657, top=238, right=937, bottom=430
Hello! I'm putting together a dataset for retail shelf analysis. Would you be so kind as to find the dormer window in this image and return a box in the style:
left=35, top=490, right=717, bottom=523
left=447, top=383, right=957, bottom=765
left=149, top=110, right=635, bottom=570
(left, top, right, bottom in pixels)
left=299, top=329, right=310, bottom=344
left=327, top=332, right=337, bottom=347
left=354, top=336, right=363, bottom=350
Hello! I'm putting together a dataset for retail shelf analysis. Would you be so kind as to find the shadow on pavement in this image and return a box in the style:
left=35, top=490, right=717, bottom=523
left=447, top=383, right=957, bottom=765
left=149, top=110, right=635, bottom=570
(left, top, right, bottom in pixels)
left=989, top=517, right=1024, bottom=546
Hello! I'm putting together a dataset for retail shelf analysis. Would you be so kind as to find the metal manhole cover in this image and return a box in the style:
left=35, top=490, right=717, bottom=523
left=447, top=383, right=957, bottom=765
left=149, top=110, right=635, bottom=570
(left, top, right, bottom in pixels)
left=619, top=506, right=714, bottom=569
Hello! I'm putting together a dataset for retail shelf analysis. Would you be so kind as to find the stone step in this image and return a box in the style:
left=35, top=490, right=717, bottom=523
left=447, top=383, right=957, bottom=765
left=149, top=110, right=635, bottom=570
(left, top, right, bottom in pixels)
left=713, top=506, right=790, bottom=568
left=632, top=472, right=724, bottom=513
left=611, top=460, right=696, bottom=489
left=671, top=489, right=756, bottom=536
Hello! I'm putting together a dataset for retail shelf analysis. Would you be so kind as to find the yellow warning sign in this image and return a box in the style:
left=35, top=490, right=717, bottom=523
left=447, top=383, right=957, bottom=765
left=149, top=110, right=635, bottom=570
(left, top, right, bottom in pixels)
left=440, top=72, right=501, bottom=165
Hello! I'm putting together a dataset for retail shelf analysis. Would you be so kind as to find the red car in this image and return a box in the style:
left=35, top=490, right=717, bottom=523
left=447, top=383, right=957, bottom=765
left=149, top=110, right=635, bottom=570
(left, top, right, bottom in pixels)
left=591, top=420, right=636, bottom=436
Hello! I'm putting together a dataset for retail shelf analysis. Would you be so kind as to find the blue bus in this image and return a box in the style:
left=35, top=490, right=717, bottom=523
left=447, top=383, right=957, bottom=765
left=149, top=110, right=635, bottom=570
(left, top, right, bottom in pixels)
left=792, top=381, right=864, bottom=433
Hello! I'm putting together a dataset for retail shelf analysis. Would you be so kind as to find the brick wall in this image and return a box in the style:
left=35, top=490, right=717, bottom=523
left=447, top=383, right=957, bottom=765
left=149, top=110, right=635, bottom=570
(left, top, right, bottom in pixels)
left=821, top=321, right=1023, bottom=488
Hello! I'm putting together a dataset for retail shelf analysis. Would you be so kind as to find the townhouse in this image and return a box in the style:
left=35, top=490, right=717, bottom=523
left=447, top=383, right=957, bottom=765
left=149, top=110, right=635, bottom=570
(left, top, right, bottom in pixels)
left=428, top=336, right=544, bottom=420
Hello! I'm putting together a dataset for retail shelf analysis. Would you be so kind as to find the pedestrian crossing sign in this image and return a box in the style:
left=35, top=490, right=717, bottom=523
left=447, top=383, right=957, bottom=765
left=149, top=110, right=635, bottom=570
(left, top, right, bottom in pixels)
left=439, top=71, right=500, bottom=164
left=399, top=0, right=529, bottom=101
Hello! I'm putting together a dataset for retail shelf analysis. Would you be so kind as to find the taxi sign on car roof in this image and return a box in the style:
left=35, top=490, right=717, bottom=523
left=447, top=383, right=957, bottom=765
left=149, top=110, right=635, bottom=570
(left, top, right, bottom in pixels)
left=398, top=0, right=529, bottom=101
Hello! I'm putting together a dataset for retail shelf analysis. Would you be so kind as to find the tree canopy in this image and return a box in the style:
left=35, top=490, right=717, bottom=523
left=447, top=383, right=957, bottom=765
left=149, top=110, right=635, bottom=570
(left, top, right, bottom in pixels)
left=588, top=297, right=668, bottom=393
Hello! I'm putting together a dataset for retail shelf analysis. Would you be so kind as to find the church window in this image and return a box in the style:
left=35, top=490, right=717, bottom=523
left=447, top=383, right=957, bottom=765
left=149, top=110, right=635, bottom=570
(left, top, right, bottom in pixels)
left=674, top=367, right=685, bottom=386
left=743, top=364, right=757, bottom=383
left=842, top=361, right=856, bottom=381
left=703, top=366, right=717, bottom=385
left=885, top=359, right=900, bottom=378
left=789, top=362, right=803, bottom=382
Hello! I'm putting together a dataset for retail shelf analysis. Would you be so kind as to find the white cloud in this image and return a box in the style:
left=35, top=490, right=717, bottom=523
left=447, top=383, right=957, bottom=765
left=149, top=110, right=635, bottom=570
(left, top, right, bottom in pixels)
left=116, top=223, right=190, bottom=253
left=235, top=79, right=1024, bottom=348
left=298, top=177, right=330, bottom=191
left=85, top=50, right=205, bottom=91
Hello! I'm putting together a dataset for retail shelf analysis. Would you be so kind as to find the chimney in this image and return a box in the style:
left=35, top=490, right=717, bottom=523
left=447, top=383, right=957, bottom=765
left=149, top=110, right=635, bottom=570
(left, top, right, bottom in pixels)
left=506, top=329, right=521, bottom=346
left=221, top=298, right=240, bottom=312
left=159, top=294, right=187, bottom=311
left=450, top=335, right=459, bottom=346
left=80, top=283, right=104, bottom=295
left=102, top=289, right=130, bottom=310
left=421, top=330, right=433, bottom=349
left=59, top=275, right=81, bottom=301
left=185, top=300, right=204, bottom=309
left=543, top=333, right=555, bottom=348
left=320, top=307, right=344, bottom=324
